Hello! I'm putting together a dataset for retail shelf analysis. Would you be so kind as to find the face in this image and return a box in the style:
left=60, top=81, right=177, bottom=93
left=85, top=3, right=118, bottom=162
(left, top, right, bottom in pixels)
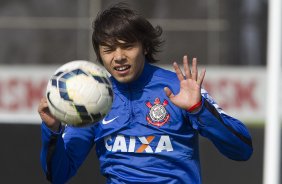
left=99, top=41, right=146, bottom=83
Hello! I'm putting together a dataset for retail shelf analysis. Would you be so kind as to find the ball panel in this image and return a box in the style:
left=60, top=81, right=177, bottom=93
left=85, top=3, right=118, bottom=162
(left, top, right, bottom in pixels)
left=58, top=80, right=67, bottom=89
left=97, top=83, right=112, bottom=99
left=54, top=71, right=64, bottom=77
left=90, top=113, right=103, bottom=123
left=72, top=104, right=93, bottom=123
left=61, top=72, right=74, bottom=80
left=51, top=79, right=57, bottom=87
left=71, top=69, right=88, bottom=76
left=59, top=91, right=71, bottom=101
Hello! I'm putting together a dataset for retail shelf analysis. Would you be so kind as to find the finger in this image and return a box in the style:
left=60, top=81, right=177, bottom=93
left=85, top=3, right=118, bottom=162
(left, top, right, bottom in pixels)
left=38, top=103, right=48, bottom=113
left=191, top=58, right=198, bottom=81
left=183, top=55, right=191, bottom=79
left=42, top=97, right=47, bottom=102
left=41, top=98, right=48, bottom=107
left=173, top=62, right=185, bottom=81
left=164, top=87, right=174, bottom=98
left=197, top=68, right=206, bottom=86
left=38, top=98, right=48, bottom=112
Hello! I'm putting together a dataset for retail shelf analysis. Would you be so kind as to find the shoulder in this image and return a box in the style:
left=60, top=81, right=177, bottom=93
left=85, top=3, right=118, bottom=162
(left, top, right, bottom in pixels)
left=149, top=64, right=178, bottom=82
left=148, top=64, right=180, bottom=92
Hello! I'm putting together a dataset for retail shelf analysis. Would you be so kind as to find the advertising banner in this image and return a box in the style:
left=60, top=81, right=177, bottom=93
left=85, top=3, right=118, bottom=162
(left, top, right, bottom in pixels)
left=0, top=65, right=279, bottom=125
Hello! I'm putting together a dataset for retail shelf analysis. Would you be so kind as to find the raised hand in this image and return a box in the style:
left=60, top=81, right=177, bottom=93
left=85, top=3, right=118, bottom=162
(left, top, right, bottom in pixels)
left=164, top=55, right=206, bottom=111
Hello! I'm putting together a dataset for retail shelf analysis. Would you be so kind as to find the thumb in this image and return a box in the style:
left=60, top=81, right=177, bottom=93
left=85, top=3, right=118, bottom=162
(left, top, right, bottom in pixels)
left=164, top=87, right=174, bottom=98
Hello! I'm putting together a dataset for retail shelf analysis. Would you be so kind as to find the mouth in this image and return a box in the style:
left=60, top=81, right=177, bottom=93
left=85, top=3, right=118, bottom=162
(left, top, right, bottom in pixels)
left=114, top=65, right=131, bottom=72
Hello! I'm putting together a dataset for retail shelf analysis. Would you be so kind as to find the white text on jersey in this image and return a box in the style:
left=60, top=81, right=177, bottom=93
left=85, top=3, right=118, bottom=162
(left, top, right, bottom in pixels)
left=104, top=135, right=174, bottom=153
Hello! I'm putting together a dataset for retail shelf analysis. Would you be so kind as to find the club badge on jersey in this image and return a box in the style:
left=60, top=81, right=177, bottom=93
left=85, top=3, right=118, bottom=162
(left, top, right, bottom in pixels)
left=146, top=98, right=170, bottom=127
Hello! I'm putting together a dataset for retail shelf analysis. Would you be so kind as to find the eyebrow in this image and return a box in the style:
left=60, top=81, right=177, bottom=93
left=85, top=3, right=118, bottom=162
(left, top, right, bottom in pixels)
left=100, top=41, right=137, bottom=48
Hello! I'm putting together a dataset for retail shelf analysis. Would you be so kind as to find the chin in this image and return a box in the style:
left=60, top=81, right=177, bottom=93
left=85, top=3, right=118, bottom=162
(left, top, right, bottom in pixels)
left=115, top=77, right=132, bottom=84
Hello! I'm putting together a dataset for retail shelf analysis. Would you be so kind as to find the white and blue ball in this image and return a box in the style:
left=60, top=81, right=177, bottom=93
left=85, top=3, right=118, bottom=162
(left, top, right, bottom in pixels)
left=46, top=60, right=113, bottom=126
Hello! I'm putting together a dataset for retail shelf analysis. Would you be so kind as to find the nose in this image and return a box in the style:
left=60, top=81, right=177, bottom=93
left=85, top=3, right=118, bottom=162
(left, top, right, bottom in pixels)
left=113, top=48, right=126, bottom=62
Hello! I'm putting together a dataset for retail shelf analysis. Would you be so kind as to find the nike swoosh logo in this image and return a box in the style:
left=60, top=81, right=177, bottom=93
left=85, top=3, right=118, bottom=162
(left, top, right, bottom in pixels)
left=102, top=116, right=119, bottom=125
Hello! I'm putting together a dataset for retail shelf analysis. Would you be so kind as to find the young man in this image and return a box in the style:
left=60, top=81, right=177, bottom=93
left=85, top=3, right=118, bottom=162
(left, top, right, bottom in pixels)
left=39, top=4, right=253, bottom=184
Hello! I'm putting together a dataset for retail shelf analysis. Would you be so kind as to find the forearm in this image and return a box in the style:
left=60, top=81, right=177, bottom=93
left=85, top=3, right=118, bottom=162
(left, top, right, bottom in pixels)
left=40, top=122, right=76, bottom=183
left=188, top=99, right=253, bottom=161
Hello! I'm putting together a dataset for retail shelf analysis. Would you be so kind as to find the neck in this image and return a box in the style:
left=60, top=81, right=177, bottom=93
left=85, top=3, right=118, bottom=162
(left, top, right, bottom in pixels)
left=110, top=62, right=155, bottom=91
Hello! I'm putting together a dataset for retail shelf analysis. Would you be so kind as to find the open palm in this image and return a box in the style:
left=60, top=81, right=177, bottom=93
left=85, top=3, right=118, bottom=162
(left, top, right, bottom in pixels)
left=164, top=55, right=206, bottom=110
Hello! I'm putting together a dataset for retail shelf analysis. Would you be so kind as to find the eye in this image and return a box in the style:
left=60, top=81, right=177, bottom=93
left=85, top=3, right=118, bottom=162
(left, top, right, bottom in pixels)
left=122, top=43, right=134, bottom=50
left=102, top=47, right=114, bottom=53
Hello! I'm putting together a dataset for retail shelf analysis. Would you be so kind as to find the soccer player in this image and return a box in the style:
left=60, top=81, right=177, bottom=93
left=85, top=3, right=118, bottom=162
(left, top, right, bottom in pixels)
left=38, top=3, right=253, bottom=184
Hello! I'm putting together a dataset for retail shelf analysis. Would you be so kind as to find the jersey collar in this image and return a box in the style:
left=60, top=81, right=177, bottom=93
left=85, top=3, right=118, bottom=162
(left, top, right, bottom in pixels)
left=110, top=61, right=156, bottom=92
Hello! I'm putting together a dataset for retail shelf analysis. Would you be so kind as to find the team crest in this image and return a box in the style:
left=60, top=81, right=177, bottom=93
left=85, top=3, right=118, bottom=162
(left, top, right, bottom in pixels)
left=146, top=98, right=170, bottom=127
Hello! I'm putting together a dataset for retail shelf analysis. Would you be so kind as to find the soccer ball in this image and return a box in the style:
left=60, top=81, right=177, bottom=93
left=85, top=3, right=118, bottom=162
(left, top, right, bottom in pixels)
left=46, top=60, right=113, bottom=127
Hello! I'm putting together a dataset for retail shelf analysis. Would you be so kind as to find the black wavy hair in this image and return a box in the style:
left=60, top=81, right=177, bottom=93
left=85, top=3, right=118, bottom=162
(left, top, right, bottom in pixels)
left=92, top=3, right=163, bottom=64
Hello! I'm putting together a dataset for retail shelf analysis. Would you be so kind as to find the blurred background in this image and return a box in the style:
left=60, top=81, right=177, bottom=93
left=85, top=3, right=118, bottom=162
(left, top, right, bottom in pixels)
left=0, top=0, right=276, bottom=183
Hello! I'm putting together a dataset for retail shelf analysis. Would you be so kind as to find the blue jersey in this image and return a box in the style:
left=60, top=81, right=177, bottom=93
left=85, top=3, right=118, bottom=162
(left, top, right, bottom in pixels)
left=41, top=62, right=253, bottom=184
